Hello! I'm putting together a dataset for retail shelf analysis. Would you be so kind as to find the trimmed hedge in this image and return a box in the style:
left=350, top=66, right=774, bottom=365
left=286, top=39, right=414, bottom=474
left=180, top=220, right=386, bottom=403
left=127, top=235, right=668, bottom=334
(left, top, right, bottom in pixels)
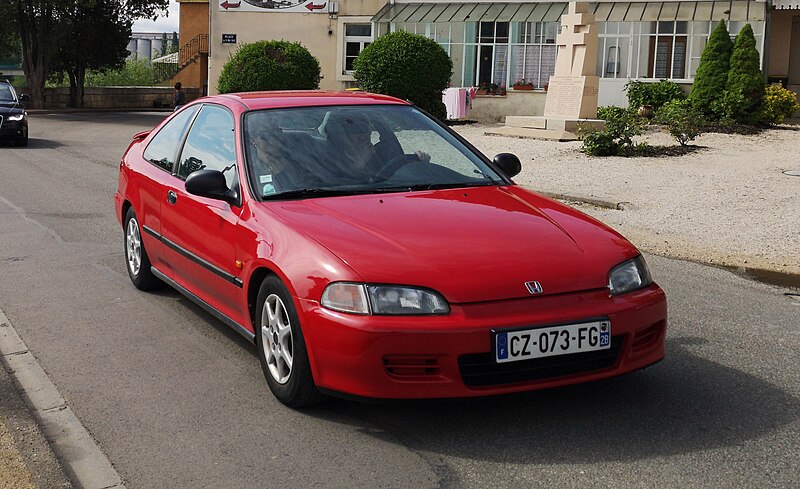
left=217, top=40, right=320, bottom=93
left=625, top=80, right=686, bottom=113
left=689, top=21, right=732, bottom=115
left=353, top=31, right=452, bottom=120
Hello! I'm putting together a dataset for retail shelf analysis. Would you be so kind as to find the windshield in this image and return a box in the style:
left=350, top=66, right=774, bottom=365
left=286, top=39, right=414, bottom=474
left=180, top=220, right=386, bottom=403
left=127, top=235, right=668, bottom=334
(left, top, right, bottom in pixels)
left=0, top=84, right=15, bottom=101
left=243, top=105, right=505, bottom=199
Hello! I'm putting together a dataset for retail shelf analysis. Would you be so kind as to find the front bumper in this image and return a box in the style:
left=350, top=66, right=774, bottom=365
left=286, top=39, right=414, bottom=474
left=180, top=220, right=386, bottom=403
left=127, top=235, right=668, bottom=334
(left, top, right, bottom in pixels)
left=0, top=118, right=26, bottom=139
left=299, top=284, right=667, bottom=399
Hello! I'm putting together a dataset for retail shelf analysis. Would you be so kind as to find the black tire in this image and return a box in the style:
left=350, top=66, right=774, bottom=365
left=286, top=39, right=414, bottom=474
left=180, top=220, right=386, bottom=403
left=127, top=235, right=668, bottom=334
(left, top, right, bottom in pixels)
left=16, top=125, right=28, bottom=146
left=123, top=207, right=161, bottom=290
left=254, top=275, right=322, bottom=407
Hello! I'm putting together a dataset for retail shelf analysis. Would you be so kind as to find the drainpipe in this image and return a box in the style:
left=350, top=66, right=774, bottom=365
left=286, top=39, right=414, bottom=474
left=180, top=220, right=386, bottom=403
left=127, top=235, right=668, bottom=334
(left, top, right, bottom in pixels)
left=763, top=0, right=771, bottom=82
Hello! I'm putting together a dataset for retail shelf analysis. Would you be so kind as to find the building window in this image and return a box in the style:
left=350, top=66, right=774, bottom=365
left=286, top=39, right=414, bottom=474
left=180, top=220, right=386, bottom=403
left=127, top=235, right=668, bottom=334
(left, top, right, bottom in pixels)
left=510, top=21, right=559, bottom=89
left=343, top=23, right=372, bottom=74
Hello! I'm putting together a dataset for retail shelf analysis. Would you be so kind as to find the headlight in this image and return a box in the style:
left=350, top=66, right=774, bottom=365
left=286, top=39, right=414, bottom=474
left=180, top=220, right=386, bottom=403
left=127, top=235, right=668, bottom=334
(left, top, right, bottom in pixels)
left=608, top=255, right=653, bottom=295
left=321, top=283, right=450, bottom=315
left=7, top=113, right=24, bottom=121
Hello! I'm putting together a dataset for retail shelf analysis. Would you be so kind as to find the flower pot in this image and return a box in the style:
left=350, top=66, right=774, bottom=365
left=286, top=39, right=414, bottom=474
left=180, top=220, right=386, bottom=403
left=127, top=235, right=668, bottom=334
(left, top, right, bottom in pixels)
left=638, top=104, right=654, bottom=118
left=512, top=85, right=534, bottom=91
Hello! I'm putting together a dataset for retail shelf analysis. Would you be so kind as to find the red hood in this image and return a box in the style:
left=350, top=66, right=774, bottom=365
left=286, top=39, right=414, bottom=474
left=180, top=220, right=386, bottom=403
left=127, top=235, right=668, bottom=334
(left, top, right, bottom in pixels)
left=266, top=186, right=638, bottom=303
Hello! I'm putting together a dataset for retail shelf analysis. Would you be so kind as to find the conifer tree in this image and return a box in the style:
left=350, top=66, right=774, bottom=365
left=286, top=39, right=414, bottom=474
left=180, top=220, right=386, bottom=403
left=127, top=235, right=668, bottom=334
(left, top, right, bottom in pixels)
left=689, top=21, right=732, bottom=115
left=726, top=23, right=764, bottom=121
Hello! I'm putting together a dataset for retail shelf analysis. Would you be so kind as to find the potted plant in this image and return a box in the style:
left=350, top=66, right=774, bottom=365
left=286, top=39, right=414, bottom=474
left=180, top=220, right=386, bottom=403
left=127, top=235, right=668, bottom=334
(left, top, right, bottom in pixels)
left=478, top=82, right=489, bottom=95
left=512, top=79, right=534, bottom=91
left=490, top=83, right=499, bottom=95
left=499, top=84, right=507, bottom=96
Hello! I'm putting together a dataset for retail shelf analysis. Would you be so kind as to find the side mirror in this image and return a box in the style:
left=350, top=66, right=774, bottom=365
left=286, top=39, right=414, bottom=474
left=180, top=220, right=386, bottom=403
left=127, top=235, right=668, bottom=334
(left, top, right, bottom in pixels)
left=493, top=153, right=521, bottom=178
left=185, top=170, right=238, bottom=205
left=19, top=94, right=31, bottom=103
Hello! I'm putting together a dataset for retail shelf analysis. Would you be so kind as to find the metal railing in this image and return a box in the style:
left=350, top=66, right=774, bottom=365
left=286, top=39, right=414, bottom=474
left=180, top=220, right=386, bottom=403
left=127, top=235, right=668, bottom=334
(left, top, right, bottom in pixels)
left=179, top=34, right=209, bottom=68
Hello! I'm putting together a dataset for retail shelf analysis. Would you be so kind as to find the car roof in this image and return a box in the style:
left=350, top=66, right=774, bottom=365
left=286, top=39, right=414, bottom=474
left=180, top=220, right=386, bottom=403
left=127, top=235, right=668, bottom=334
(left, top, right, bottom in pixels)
left=210, top=90, right=410, bottom=111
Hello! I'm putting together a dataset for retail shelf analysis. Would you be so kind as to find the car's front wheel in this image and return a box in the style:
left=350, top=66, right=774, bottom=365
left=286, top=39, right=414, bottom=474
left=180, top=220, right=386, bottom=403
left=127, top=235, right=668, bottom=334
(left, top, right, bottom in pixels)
left=124, top=207, right=161, bottom=290
left=15, top=126, right=28, bottom=147
left=255, top=275, right=321, bottom=407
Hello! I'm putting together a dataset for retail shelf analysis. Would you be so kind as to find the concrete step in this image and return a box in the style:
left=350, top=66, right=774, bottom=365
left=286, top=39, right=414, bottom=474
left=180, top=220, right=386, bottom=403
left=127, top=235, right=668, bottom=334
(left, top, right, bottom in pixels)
left=505, top=116, right=547, bottom=129
left=484, top=126, right=579, bottom=141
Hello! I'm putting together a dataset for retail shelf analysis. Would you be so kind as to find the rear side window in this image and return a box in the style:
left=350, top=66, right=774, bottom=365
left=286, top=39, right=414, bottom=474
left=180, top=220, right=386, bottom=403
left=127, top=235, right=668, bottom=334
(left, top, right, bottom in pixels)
left=177, top=105, right=237, bottom=189
left=142, top=106, right=199, bottom=172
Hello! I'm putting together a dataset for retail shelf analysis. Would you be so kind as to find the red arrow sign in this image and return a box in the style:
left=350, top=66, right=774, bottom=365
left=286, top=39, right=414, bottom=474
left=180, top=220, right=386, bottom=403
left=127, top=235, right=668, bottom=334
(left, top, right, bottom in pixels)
left=305, top=2, right=325, bottom=10
left=220, top=1, right=241, bottom=9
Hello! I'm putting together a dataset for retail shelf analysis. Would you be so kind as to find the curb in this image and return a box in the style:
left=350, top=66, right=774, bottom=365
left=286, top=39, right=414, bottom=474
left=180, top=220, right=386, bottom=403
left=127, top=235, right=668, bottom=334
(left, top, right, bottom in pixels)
left=0, top=308, right=126, bottom=489
left=538, top=191, right=634, bottom=211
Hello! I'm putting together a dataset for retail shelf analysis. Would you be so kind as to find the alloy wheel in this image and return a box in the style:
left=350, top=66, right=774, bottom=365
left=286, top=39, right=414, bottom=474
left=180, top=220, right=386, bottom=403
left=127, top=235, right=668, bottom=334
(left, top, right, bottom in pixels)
left=261, top=294, right=294, bottom=384
left=126, top=218, right=142, bottom=276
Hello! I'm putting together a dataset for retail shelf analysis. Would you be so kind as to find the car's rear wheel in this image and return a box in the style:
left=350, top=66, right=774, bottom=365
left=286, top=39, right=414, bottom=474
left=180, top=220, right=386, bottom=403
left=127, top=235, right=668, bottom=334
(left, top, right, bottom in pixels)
left=255, top=275, right=322, bottom=407
left=124, top=207, right=161, bottom=290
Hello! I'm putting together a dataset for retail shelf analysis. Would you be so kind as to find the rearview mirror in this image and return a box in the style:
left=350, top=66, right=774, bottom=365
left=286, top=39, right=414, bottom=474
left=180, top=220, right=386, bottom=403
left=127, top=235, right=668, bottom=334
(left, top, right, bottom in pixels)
left=19, top=94, right=31, bottom=103
left=493, top=153, right=521, bottom=178
left=185, top=170, right=238, bottom=205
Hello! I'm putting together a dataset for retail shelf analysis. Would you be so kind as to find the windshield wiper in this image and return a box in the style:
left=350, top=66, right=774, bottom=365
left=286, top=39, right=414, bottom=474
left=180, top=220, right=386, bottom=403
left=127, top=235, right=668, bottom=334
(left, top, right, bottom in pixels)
left=377, top=181, right=499, bottom=192
left=262, top=188, right=366, bottom=200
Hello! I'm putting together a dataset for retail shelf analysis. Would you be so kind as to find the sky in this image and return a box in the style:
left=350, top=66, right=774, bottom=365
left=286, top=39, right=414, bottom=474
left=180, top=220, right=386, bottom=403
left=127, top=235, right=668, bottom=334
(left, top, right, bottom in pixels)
left=132, top=0, right=181, bottom=33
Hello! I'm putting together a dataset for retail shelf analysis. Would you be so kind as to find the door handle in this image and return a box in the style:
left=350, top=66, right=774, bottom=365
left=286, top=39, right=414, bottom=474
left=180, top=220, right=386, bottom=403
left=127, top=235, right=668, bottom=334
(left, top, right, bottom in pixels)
left=167, top=191, right=177, bottom=205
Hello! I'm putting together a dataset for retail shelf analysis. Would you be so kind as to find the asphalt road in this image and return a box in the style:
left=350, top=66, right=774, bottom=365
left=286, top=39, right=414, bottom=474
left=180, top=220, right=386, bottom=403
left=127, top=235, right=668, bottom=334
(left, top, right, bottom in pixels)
left=0, top=112, right=798, bottom=488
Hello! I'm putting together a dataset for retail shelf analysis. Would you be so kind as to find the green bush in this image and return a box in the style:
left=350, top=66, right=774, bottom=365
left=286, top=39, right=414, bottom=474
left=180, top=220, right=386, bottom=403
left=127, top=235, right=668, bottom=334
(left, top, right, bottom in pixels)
left=625, top=80, right=685, bottom=113
left=580, top=106, right=645, bottom=156
left=353, top=31, right=452, bottom=121
left=217, top=40, right=320, bottom=93
left=596, top=106, right=620, bottom=120
left=83, top=59, right=160, bottom=86
left=760, top=84, right=800, bottom=125
left=689, top=21, right=733, bottom=115
left=725, top=24, right=764, bottom=123
left=581, top=131, right=618, bottom=156
left=710, top=90, right=747, bottom=125
left=655, top=99, right=706, bottom=146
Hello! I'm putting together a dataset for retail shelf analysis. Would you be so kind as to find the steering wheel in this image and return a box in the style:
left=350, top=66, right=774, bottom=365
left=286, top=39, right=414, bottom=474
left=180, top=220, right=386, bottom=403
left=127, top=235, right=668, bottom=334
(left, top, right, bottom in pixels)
left=373, top=153, right=421, bottom=182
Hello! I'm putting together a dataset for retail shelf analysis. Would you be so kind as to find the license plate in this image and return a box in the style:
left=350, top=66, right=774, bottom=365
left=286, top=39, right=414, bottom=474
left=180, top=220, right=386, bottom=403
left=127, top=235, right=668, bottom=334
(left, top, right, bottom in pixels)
left=495, top=320, right=611, bottom=363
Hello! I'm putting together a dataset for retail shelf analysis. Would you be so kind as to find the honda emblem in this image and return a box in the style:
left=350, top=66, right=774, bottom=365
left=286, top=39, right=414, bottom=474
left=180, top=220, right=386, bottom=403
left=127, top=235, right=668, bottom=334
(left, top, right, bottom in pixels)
left=525, top=281, right=543, bottom=295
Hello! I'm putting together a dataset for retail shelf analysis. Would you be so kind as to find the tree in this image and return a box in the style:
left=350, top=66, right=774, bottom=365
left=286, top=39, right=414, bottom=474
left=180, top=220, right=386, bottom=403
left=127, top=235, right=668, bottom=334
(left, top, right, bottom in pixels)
left=4, top=0, right=168, bottom=109
left=725, top=24, right=764, bottom=122
left=51, top=0, right=132, bottom=108
left=171, top=31, right=179, bottom=54
left=689, top=20, right=732, bottom=116
left=353, top=31, right=452, bottom=120
left=217, top=40, right=321, bottom=93
left=161, top=32, right=169, bottom=57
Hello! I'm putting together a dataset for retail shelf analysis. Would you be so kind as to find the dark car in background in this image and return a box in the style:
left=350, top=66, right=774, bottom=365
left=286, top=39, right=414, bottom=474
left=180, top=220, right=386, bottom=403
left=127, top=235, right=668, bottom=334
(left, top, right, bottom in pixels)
left=0, top=80, right=29, bottom=146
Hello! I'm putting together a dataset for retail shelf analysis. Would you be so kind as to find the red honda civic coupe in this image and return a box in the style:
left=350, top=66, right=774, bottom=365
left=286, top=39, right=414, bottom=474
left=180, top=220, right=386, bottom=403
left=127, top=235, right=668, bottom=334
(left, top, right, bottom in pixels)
left=115, top=91, right=667, bottom=407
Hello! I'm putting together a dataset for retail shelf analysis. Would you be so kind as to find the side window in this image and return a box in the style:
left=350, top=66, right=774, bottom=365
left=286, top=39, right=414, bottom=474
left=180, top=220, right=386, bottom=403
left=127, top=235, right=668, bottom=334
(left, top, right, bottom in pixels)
left=177, top=105, right=237, bottom=189
left=142, top=105, right=199, bottom=172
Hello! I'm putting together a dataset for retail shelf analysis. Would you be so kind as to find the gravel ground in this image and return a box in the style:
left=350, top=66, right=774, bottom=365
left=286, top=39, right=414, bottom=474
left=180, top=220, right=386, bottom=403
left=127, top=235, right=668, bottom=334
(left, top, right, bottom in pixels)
left=453, top=123, right=800, bottom=276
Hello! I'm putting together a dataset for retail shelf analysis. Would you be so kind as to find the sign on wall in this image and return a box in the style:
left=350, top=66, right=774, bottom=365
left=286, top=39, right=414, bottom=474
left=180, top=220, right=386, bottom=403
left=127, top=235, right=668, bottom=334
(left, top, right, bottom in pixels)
left=219, top=0, right=327, bottom=13
left=222, top=34, right=237, bottom=43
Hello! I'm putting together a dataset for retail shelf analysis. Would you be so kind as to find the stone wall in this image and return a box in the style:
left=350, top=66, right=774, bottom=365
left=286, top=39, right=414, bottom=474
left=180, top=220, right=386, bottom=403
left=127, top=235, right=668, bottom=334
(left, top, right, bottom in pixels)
left=42, top=86, right=203, bottom=109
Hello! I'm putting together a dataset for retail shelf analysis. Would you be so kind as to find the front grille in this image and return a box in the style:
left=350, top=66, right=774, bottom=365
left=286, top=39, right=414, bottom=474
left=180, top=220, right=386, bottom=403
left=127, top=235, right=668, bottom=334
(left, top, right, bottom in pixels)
left=458, top=335, right=624, bottom=387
